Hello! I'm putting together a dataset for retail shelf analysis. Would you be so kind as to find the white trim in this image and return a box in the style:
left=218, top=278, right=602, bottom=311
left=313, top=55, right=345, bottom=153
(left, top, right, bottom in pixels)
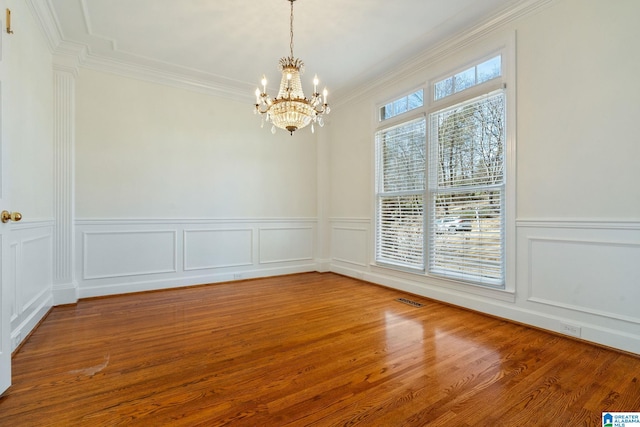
left=76, top=217, right=318, bottom=226
left=517, top=219, right=640, bottom=230
left=82, top=230, right=178, bottom=280
left=331, top=226, right=369, bottom=268
left=525, top=235, right=640, bottom=324
left=27, top=0, right=555, bottom=104
left=258, top=226, right=315, bottom=265
left=367, top=264, right=516, bottom=303
left=336, top=0, right=555, bottom=107
left=52, top=283, right=78, bottom=305
left=75, top=218, right=320, bottom=298
left=78, top=263, right=318, bottom=299
left=25, top=0, right=63, bottom=52
left=182, top=228, right=254, bottom=272
left=53, top=70, right=77, bottom=288
left=10, top=219, right=55, bottom=231
left=10, top=292, right=52, bottom=352
left=328, top=217, right=371, bottom=224
left=330, top=264, right=640, bottom=354
left=80, top=54, right=254, bottom=103
left=527, top=296, right=640, bottom=325
left=9, top=242, right=18, bottom=322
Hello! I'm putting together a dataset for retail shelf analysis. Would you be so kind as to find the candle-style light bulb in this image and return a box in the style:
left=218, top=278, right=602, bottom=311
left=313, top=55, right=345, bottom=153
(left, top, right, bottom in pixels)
left=313, top=75, right=319, bottom=93
left=261, top=75, right=267, bottom=93
left=255, top=88, right=261, bottom=104
left=286, top=73, right=292, bottom=92
left=323, top=88, right=328, bottom=104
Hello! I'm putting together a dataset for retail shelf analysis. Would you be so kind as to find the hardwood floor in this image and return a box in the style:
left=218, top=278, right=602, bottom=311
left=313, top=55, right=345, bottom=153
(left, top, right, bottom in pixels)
left=1, top=273, right=638, bottom=426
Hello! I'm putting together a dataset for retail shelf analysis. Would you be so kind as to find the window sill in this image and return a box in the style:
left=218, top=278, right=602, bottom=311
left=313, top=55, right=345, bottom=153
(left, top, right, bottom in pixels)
left=369, top=263, right=516, bottom=303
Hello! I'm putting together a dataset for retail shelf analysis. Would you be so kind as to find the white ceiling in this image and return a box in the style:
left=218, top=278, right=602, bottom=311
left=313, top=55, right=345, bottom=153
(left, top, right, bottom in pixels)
left=49, top=0, right=524, bottom=100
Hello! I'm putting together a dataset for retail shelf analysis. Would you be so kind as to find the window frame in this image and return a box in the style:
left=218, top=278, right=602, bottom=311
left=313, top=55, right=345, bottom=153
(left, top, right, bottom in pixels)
left=378, top=88, right=425, bottom=122
left=427, top=88, right=507, bottom=288
left=373, top=37, right=516, bottom=294
left=374, top=114, right=427, bottom=272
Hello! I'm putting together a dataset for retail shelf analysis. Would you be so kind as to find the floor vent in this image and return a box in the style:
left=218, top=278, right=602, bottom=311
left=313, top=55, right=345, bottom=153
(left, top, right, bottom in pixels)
left=396, top=298, right=424, bottom=308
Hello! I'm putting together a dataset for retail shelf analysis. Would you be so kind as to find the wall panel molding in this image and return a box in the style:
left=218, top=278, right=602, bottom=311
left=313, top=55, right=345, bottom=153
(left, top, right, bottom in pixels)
left=82, top=230, right=178, bottom=280
left=524, top=236, right=640, bottom=324
left=325, top=217, right=640, bottom=354
left=76, top=218, right=318, bottom=298
left=258, top=227, right=315, bottom=264
left=515, top=220, right=640, bottom=354
left=331, top=226, right=369, bottom=267
left=183, top=228, right=253, bottom=271
left=9, top=222, right=54, bottom=352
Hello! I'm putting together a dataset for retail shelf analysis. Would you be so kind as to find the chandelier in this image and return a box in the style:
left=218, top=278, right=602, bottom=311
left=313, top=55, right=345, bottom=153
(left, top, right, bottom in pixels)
left=254, top=0, right=330, bottom=135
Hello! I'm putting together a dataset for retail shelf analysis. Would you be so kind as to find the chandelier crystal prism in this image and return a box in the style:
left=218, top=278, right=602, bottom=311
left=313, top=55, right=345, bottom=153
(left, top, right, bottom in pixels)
left=254, top=0, right=330, bottom=135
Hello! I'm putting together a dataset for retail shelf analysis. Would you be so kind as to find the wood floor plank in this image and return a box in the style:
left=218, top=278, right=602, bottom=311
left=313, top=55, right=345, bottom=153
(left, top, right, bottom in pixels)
left=0, top=272, right=638, bottom=426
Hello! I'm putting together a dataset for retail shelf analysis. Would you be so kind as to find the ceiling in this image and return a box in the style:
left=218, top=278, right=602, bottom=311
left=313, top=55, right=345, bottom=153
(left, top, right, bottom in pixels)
left=49, top=0, right=524, bottom=101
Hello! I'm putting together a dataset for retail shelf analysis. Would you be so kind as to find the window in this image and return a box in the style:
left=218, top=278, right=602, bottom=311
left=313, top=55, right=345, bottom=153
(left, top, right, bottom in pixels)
left=380, top=89, right=423, bottom=121
left=434, top=55, right=501, bottom=101
left=375, top=52, right=509, bottom=289
left=429, top=90, right=505, bottom=286
left=375, top=117, right=426, bottom=270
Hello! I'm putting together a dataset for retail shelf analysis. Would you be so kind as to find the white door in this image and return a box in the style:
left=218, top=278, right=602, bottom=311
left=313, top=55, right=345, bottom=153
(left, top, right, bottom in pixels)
left=0, top=1, right=12, bottom=394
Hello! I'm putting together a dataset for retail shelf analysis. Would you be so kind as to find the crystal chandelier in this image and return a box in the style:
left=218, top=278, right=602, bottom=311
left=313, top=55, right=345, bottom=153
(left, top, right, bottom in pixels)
left=254, top=0, right=330, bottom=135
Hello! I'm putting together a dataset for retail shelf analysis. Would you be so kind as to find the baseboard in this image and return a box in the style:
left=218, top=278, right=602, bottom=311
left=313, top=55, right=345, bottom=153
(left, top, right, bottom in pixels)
left=331, top=263, right=640, bottom=355
left=11, top=293, right=53, bottom=352
left=78, top=263, right=319, bottom=299
left=53, top=282, right=78, bottom=305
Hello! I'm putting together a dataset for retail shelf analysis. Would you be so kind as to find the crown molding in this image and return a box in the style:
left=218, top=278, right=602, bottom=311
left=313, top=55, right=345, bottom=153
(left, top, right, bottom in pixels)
left=79, top=55, right=255, bottom=103
left=25, top=0, right=62, bottom=52
left=52, top=41, right=86, bottom=77
left=25, top=0, right=254, bottom=102
left=28, top=0, right=556, bottom=104
left=334, top=0, right=557, bottom=107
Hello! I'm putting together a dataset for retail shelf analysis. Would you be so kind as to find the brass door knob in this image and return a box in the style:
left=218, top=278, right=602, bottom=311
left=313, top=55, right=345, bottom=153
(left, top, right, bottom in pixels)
left=1, top=210, right=22, bottom=223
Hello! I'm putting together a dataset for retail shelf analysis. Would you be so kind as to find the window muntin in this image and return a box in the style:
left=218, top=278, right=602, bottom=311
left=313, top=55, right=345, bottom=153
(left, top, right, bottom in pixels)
left=375, top=117, right=426, bottom=269
left=374, top=51, right=509, bottom=289
left=434, top=55, right=502, bottom=101
left=380, top=89, right=424, bottom=121
left=428, top=90, right=505, bottom=286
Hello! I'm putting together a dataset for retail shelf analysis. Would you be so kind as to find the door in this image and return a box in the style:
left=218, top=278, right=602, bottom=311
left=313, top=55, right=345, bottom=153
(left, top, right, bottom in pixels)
left=0, top=0, right=11, bottom=394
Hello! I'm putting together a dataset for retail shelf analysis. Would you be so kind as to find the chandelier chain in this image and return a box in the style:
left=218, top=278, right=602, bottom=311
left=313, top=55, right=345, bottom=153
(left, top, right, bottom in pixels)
left=289, top=0, right=294, bottom=58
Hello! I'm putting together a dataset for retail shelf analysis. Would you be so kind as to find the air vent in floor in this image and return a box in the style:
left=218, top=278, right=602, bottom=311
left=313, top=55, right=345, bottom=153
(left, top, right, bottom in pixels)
left=396, top=298, right=424, bottom=308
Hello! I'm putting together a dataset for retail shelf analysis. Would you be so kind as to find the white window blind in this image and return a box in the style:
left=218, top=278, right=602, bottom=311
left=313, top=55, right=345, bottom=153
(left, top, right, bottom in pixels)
left=375, top=117, right=426, bottom=270
left=429, top=90, right=505, bottom=286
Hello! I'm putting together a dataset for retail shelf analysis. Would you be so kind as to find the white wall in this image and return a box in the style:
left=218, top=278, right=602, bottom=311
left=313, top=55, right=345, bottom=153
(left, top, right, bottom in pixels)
left=76, top=69, right=317, bottom=219
left=516, top=0, right=640, bottom=220
left=326, top=0, right=640, bottom=354
left=3, top=0, right=55, bottom=351
left=74, top=69, right=321, bottom=296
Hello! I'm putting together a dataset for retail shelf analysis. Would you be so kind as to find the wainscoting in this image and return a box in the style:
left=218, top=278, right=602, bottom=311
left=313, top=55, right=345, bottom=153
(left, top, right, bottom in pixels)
left=9, top=217, right=639, bottom=355
left=75, top=218, right=318, bottom=298
left=328, top=217, right=640, bottom=355
left=516, top=220, right=640, bottom=353
left=9, top=220, right=54, bottom=352
left=330, top=218, right=370, bottom=271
